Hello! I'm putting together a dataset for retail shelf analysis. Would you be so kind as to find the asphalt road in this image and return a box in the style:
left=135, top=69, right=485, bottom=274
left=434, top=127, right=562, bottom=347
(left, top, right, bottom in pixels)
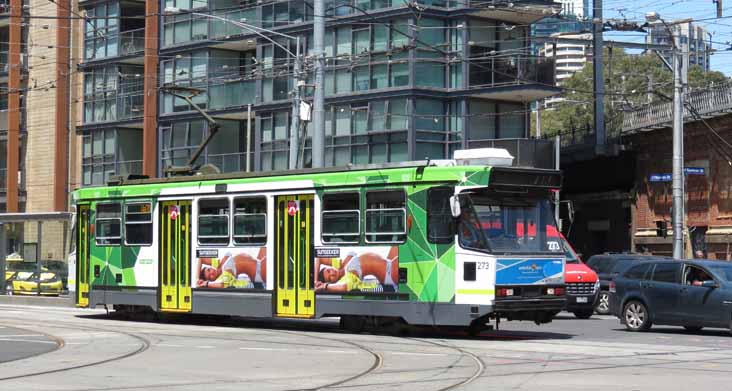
left=0, top=325, right=59, bottom=364
left=1, top=304, right=731, bottom=390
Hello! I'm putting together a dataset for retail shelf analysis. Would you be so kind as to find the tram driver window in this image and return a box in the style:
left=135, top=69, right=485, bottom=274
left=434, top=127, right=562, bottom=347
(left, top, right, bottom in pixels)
left=321, top=193, right=360, bottom=243
left=125, top=202, right=153, bottom=246
left=365, top=190, right=406, bottom=243
left=233, top=197, right=267, bottom=246
left=96, top=203, right=122, bottom=246
left=428, top=187, right=455, bottom=244
left=198, top=198, right=230, bottom=245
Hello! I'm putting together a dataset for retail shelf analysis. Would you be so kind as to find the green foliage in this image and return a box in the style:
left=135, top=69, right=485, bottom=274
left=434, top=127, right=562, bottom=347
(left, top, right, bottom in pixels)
left=532, top=50, right=728, bottom=137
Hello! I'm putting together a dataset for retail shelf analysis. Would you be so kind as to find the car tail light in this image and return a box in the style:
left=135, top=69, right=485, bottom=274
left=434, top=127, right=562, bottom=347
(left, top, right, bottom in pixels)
left=609, top=280, right=616, bottom=293
left=497, top=288, right=515, bottom=297
left=546, top=287, right=565, bottom=296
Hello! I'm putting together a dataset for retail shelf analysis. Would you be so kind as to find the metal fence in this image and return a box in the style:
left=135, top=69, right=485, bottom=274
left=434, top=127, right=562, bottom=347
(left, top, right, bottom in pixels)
left=622, top=82, right=732, bottom=133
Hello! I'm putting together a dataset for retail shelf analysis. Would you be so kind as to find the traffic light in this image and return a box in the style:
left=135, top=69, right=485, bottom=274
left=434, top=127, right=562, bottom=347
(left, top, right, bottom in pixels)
left=656, top=221, right=668, bottom=238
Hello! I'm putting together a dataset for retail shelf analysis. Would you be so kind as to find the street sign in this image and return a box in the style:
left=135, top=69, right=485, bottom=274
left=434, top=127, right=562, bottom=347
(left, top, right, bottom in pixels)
left=649, top=174, right=672, bottom=182
left=650, top=168, right=705, bottom=182
left=684, top=167, right=705, bottom=175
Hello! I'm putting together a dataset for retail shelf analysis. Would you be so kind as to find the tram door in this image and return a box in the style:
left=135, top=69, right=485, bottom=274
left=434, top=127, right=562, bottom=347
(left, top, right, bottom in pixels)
left=275, top=195, right=315, bottom=317
left=76, top=205, right=90, bottom=307
left=158, top=201, right=192, bottom=312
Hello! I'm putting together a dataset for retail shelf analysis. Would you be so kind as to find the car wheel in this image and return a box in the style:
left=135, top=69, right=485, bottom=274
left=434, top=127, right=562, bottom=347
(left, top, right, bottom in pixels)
left=684, top=326, right=703, bottom=332
left=595, top=292, right=611, bottom=315
left=573, top=310, right=594, bottom=319
left=623, top=300, right=652, bottom=332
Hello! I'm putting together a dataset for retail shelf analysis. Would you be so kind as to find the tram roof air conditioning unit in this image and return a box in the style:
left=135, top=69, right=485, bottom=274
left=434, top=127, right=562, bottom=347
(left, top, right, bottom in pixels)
left=454, top=148, right=514, bottom=167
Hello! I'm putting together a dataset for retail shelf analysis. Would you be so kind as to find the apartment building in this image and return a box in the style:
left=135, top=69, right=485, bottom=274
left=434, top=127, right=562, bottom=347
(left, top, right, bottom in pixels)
left=75, top=0, right=560, bottom=185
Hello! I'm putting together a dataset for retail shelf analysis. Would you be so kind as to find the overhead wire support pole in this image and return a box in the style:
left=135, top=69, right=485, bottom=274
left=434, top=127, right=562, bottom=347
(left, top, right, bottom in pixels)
left=289, top=37, right=302, bottom=169
left=593, top=0, right=606, bottom=155
left=312, top=0, right=326, bottom=168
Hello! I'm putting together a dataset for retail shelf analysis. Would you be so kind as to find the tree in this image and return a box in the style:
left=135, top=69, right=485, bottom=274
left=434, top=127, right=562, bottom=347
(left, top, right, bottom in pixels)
left=534, top=49, right=728, bottom=138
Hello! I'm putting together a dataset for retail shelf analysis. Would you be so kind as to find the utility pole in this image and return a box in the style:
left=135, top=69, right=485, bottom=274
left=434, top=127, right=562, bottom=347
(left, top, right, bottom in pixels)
left=593, top=0, right=606, bottom=154
left=312, top=0, right=326, bottom=168
left=289, top=37, right=302, bottom=169
left=671, top=23, right=688, bottom=259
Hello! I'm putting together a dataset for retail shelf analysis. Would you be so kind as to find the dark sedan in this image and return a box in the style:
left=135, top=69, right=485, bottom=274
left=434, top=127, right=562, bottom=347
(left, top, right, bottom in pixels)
left=610, top=260, right=732, bottom=333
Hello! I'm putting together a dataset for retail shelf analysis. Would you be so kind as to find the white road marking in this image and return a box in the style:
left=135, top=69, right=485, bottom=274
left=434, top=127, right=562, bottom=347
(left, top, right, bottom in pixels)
left=239, top=347, right=290, bottom=351
left=156, top=344, right=185, bottom=348
left=194, top=345, right=215, bottom=349
left=0, top=338, right=57, bottom=344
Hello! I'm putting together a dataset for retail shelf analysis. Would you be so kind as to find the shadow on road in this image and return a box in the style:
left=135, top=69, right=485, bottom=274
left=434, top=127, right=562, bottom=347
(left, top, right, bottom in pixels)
left=612, top=326, right=732, bottom=338
left=75, top=311, right=575, bottom=341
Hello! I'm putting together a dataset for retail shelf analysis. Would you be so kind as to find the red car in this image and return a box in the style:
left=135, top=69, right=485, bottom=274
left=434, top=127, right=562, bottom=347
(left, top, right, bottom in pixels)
left=561, top=235, right=600, bottom=319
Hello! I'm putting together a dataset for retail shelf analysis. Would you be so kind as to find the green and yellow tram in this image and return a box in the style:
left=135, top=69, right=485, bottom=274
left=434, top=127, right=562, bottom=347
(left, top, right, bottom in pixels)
left=72, top=150, right=566, bottom=329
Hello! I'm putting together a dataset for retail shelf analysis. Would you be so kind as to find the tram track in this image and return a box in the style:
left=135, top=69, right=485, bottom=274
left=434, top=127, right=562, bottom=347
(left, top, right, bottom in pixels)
left=407, top=337, right=486, bottom=391
left=0, top=318, right=151, bottom=383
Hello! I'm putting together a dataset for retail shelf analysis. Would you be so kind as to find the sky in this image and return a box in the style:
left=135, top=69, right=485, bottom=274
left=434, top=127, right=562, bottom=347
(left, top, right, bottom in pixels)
left=601, top=0, right=732, bottom=75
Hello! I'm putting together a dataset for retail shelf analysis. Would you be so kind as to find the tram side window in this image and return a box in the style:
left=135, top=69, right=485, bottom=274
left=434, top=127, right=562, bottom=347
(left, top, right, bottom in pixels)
left=428, top=187, right=455, bottom=244
left=365, top=190, right=406, bottom=243
left=198, top=198, right=230, bottom=245
left=125, top=202, right=153, bottom=246
left=233, top=197, right=267, bottom=246
left=96, top=203, right=122, bottom=245
left=321, top=193, right=360, bottom=243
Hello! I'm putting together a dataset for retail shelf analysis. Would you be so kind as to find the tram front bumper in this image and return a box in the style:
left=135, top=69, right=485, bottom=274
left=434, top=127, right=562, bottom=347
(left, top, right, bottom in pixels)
left=493, top=296, right=566, bottom=324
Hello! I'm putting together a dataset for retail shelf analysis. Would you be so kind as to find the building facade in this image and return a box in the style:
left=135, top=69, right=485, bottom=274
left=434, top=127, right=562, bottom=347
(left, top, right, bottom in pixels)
left=75, top=0, right=559, bottom=185
left=646, top=20, right=711, bottom=72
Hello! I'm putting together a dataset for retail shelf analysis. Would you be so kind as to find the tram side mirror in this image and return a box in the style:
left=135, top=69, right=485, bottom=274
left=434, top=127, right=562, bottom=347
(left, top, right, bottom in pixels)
left=449, top=196, right=461, bottom=218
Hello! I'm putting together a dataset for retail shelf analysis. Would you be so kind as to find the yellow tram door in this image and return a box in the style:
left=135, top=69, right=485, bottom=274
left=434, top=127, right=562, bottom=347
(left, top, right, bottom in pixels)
left=76, top=205, right=90, bottom=307
left=159, top=201, right=193, bottom=312
left=275, top=195, right=315, bottom=318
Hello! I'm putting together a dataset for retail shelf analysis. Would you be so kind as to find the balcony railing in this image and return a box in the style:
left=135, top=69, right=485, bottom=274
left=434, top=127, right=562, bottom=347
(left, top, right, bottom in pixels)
left=1, top=52, right=28, bottom=74
left=0, top=167, right=26, bottom=193
left=119, top=28, right=145, bottom=56
left=117, top=93, right=145, bottom=121
left=208, top=80, right=256, bottom=110
left=210, top=8, right=259, bottom=39
left=622, top=82, right=732, bottom=133
left=466, top=138, right=556, bottom=169
left=469, top=56, right=555, bottom=88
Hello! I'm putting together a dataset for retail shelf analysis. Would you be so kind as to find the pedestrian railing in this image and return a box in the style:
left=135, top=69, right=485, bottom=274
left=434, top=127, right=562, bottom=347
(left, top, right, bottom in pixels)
left=622, top=82, right=732, bottom=133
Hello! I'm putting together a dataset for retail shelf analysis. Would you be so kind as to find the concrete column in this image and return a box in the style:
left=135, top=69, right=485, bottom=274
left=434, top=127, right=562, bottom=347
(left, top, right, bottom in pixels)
left=6, top=0, right=22, bottom=212
left=54, top=0, right=71, bottom=211
left=143, top=0, right=160, bottom=177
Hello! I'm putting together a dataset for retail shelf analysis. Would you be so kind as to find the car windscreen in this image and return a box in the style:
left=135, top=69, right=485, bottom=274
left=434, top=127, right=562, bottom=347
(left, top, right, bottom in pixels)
left=707, top=264, right=732, bottom=281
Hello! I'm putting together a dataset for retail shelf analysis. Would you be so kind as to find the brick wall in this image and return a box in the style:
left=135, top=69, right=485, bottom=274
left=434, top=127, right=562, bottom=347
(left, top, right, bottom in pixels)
left=630, top=113, right=732, bottom=259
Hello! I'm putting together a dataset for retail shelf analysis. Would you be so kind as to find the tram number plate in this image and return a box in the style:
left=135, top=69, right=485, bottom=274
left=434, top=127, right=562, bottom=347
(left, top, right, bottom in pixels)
left=576, top=297, right=588, bottom=303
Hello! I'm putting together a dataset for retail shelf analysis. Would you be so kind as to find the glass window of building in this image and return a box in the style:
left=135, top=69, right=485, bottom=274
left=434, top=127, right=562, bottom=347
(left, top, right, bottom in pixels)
left=82, top=128, right=141, bottom=186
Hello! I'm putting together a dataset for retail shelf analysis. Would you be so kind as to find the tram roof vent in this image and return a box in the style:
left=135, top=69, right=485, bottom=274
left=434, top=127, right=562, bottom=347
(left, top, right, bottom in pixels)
left=454, top=148, right=514, bottom=167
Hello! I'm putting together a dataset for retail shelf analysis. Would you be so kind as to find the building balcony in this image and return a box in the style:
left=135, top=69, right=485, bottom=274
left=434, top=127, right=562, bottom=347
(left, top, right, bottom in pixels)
left=82, top=92, right=144, bottom=126
left=464, top=0, right=560, bottom=24
left=208, top=79, right=257, bottom=110
left=467, top=55, right=558, bottom=102
left=0, top=107, right=25, bottom=132
left=119, top=28, right=145, bottom=58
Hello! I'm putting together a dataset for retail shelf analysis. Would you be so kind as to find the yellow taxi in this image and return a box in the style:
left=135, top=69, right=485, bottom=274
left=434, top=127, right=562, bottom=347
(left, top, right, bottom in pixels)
left=4, top=253, right=62, bottom=296
left=7, top=272, right=64, bottom=296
